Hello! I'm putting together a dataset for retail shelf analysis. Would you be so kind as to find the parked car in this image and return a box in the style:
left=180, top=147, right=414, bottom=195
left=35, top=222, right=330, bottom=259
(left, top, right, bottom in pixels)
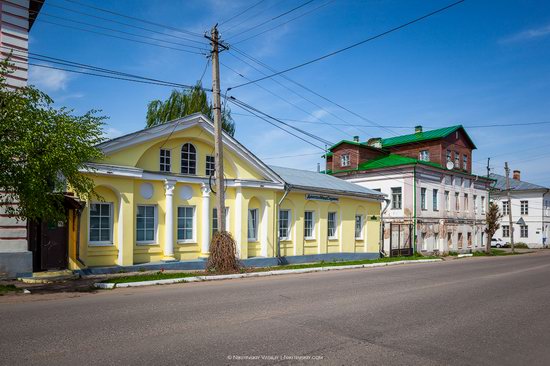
left=491, top=238, right=505, bottom=248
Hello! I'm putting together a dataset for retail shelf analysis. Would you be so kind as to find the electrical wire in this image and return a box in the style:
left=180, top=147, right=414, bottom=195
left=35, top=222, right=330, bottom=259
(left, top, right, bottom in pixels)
left=219, top=0, right=268, bottom=26
left=228, top=0, right=466, bottom=90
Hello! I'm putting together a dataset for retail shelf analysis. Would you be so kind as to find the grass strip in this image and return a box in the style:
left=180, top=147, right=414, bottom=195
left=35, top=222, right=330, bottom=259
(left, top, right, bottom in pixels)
left=102, top=255, right=438, bottom=284
left=0, top=284, right=20, bottom=295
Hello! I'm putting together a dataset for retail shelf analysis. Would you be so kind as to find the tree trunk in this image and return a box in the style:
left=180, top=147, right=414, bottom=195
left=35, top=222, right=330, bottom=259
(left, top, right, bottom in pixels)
left=486, top=234, right=492, bottom=254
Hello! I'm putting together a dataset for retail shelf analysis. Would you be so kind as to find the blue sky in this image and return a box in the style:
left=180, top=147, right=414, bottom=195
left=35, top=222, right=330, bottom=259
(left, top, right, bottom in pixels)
left=28, top=0, right=550, bottom=185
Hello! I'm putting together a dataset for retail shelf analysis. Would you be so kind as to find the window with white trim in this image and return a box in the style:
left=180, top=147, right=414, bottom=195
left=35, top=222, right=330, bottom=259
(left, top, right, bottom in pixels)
left=181, top=143, right=197, bottom=175
left=474, top=195, right=478, bottom=213
left=328, top=211, right=337, bottom=239
left=419, top=150, right=430, bottom=162
left=502, top=225, right=510, bottom=237
left=433, top=189, right=439, bottom=211
left=355, top=214, right=364, bottom=239
left=89, top=203, right=113, bottom=244
left=177, top=206, right=195, bottom=241
left=521, top=200, right=529, bottom=215
left=247, top=208, right=258, bottom=241
left=136, top=205, right=156, bottom=243
left=454, top=151, right=460, bottom=168
left=464, top=193, right=469, bottom=212
left=455, top=192, right=460, bottom=211
left=160, top=149, right=171, bottom=172
left=446, top=149, right=452, bottom=163
left=502, top=201, right=509, bottom=216
left=206, top=155, right=215, bottom=176
left=341, top=153, right=350, bottom=167
left=421, top=188, right=427, bottom=210
left=391, top=187, right=402, bottom=209
left=463, top=155, right=468, bottom=171
left=445, top=191, right=450, bottom=211
left=212, top=207, right=229, bottom=234
left=304, top=211, right=314, bottom=239
left=278, top=209, right=291, bottom=240
left=520, top=225, right=528, bottom=238
left=481, top=196, right=486, bottom=214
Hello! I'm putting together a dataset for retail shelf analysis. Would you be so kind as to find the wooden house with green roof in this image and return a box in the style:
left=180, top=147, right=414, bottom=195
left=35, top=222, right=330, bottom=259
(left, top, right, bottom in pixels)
left=325, top=125, right=493, bottom=256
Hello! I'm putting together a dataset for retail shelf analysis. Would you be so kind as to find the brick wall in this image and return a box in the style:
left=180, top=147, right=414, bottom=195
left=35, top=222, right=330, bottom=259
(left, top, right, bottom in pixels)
left=331, top=143, right=385, bottom=171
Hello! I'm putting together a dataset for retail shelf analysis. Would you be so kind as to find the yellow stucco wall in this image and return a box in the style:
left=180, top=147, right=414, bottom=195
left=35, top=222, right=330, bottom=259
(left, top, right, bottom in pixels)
left=68, top=122, right=381, bottom=269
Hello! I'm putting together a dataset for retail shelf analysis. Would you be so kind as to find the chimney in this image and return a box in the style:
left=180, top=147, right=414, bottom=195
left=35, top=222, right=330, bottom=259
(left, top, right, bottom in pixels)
left=353, top=135, right=359, bottom=142
left=415, top=125, right=423, bottom=133
left=367, top=137, right=382, bottom=148
left=513, top=170, right=521, bottom=181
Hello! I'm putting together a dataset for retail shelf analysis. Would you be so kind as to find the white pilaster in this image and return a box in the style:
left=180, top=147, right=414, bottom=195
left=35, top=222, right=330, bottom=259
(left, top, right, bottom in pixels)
left=163, top=179, right=176, bottom=261
left=235, top=186, right=243, bottom=258
left=201, top=184, right=210, bottom=257
left=261, top=205, right=268, bottom=257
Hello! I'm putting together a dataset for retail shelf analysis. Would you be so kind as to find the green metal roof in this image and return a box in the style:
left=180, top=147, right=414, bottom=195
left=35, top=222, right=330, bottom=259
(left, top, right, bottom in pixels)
left=381, top=125, right=477, bottom=149
left=358, top=154, right=441, bottom=171
left=327, top=140, right=367, bottom=151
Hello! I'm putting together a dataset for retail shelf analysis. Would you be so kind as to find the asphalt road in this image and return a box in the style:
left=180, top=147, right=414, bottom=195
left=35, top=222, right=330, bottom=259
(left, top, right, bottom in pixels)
left=2, top=252, right=550, bottom=366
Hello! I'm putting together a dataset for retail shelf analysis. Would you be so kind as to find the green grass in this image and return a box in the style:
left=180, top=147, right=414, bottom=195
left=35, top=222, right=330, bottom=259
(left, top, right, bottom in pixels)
left=102, top=255, right=438, bottom=284
left=0, top=284, right=20, bottom=295
left=472, top=249, right=523, bottom=256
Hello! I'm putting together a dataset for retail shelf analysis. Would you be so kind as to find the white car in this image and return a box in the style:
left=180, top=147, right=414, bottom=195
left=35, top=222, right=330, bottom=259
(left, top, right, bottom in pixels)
left=491, top=238, right=505, bottom=248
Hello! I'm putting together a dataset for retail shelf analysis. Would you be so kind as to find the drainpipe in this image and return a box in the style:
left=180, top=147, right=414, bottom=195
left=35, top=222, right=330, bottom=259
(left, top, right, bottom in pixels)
left=276, top=184, right=291, bottom=259
left=379, top=198, right=391, bottom=257
left=413, top=164, right=417, bottom=254
left=543, top=189, right=549, bottom=248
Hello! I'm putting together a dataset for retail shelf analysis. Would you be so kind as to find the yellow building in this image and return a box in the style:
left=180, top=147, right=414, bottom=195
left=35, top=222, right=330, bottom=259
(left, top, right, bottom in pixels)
left=70, top=114, right=385, bottom=272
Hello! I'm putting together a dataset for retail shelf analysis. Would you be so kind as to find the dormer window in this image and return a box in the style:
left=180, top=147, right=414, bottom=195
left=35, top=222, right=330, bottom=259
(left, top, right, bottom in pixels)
left=419, top=150, right=430, bottom=162
left=160, top=149, right=171, bottom=172
left=341, top=154, right=350, bottom=167
left=454, top=151, right=460, bottom=168
left=463, top=154, right=468, bottom=171
left=181, top=143, right=197, bottom=175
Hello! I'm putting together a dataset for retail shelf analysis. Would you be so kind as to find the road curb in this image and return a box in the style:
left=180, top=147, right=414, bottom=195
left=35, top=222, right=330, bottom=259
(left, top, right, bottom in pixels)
left=95, top=259, right=443, bottom=289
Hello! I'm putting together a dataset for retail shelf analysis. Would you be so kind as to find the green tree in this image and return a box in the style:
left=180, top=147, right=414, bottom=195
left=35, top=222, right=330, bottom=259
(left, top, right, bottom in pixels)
left=0, top=60, right=106, bottom=221
left=485, top=202, right=503, bottom=254
left=145, top=84, right=235, bottom=136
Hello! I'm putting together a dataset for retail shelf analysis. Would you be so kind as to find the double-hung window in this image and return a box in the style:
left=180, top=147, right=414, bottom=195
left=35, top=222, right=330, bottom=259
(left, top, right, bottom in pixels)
left=446, top=149, right=452, bottom=163
left=391, top=187, right=402, bottom=209
left=463, top=155, right=468, bottom=171
left=502, top=201, right=509, bottom=216
left=205, top=155, right=215, bottom=176
left=474, top=195, right=478, bottom=213
left=304, top=211, right=315, bottom=239
left=136, top=205, right=156, bottom=244
left=481, top=196, right=486, bottom=214
left=181, top=143, right=197, bottom=175
left=502, top=225, right=510, bottom=237
left=419, top=150, right=430, bottom=162
left=341, top=154, right=350, bottom=167
left=445, top=191, right=450, bottom=211
left=454, top=151, right=460, bottom=168
left=455, top=192, right=460, bottom=211
left=520, top=225, right=528, bottom=238
left=248, top=209, right=258, bottom=241
left=355, top=214, right=364, bottom=239
left=212, top=207, right=229, bottom=234
left=464, top=193, right=469, bottom=211
left=521, top=200, right=529, bottom=215
left=421, top=188, right=427, bottom=210
left=433, top=189, right=439, bottom=211
left=278, top=209, right=291, bottom=240
left=328, top=212, right=337, bottom=239
left=89, top=203, right=113, bottom=244
left=177, top=206, right=195, bottom=242
left=160, top=149, right=171, bottom=172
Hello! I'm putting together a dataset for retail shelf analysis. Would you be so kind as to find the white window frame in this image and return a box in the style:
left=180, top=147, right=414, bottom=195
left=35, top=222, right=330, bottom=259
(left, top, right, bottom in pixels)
left=502, top=201, right=509, bottom=216
left=88, top=202, right=114, bottom=246
left=304, top=211, right=315, bottom=240
left=481, top=196, right=486, bottom=214
left=502, top=225, right=510, bottom=237
left=520, top=225, right=528, bottom=238
left=248, top=208, right=258, bottom=242
left=181, top=143, right=197, bottom=175
left=464, top=193, right=469, bottom=212
left=205, top=155, right=215, bottom=177
left=160, top=148, right=171, bottom=172
left=278, top=209, right=291, bottom=241
left=212, top=207, right=229, bottom=234
left=328, top=211, right=338, bottom=239
left=421, top=188, right=427, bottom=210
left=455, top=192, right=460, bottom=212
left=341, top=153, right=350, bottom=167
left=445, top=191, right=450, bottom=211
left=136, top=204, right=157, bottom=245
left=433, top=189, right=439, bottom=211
left=419, top=150, right=430, bottom=162
left=177, top=206, right=196, bottom=243
left=391, top=187, right=402, bottom=209
left=355, top=214, right=364, bottom=240
left=521, top=200, right=529, bottom=215
left=474, top=195, right=478, bottom=213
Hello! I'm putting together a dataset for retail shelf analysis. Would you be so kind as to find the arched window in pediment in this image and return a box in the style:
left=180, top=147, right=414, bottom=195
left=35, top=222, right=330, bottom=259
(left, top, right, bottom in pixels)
left=181, top=143, right=197, bottom=175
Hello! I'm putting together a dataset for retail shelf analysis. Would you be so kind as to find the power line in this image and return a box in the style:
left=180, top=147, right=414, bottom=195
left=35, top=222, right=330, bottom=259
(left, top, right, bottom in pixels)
left=228, top=0, right=318, bottom=40
left=48, top=0, right=205, bottom=38
left=37, top=18, right=207, bottom=55
left=228, top=98, right=326, bottom=150
left=28, top=3, right=207, bottom=46
left=228, top=0, right=466, bottom=90
left=219, top=0, right=267, bottom=26
left=222, top=0, right=284, bottom=35
left=231, top=0, right=336, bottom=45
left=37, top=11, right=208, bottom=51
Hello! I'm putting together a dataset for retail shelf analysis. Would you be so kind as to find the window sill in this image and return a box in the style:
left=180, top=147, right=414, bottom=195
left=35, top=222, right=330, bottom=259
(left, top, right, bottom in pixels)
left=177, top=240, right=197, bottom=245
left=355, top=237, right=364, bottom=241
left=248, top=239, right=258, bottom=243
left=305, top=237, right=316, bottom=241
left=328, top=237, right=338, bottom=241
left=136, top=242, right=159, bottom=246
left=88, top=242, right=114, bottom=247
left=280, top=238, right=292, bottom=242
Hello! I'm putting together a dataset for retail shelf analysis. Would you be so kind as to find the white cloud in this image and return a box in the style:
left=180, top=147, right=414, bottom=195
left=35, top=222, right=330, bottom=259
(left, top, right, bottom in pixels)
left=500, top=24, right=550, bottom=44
left=102, top=126, right=124, bottom=140
left=28, top=64, right=71, bottom=92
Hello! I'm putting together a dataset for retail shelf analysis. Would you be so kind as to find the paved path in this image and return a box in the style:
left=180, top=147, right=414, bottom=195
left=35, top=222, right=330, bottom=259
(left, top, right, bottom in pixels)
left=2, top=252, right=550, bottom=365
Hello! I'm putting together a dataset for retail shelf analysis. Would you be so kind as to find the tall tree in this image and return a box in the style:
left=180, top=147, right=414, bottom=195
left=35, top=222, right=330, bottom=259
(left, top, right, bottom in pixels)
left=145, top=84, right=235, bottom=136
left=485, top=202, right=503, bottom=254
left=0, top=60, right=105, bottom=221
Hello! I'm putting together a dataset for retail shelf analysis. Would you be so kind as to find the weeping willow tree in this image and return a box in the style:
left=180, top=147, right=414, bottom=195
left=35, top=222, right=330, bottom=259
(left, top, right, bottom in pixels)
left=146, top=83, right=235, bottom=136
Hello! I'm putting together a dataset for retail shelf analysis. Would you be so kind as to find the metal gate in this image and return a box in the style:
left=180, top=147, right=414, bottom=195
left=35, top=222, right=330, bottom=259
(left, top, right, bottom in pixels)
left=389, top=223, right=414, bottom=257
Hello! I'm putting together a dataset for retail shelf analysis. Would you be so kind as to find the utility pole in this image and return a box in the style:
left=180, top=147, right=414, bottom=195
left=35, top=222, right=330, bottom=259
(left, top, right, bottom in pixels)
left=209, top=25, right=226, bottom=231
left=505, top=162, right=515, bottom=253
left=486, top=157, right=490, bottom=178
